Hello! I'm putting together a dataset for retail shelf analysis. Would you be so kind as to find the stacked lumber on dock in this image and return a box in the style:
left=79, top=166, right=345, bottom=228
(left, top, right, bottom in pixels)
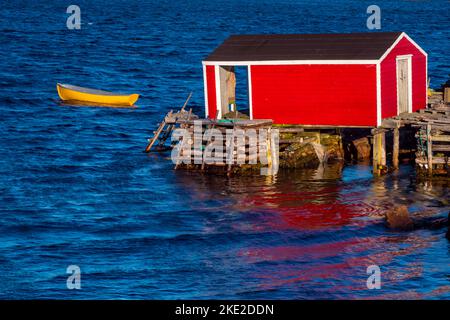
left=415, top=122, right=450, bottom=175
left=410, top=103, right=449, bottom=175
left=172, top=119, right=277, bottom=176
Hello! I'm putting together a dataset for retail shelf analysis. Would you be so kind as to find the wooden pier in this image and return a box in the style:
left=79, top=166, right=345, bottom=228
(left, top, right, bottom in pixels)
left=145, top=104, right=280, bottom=175
left=375, top=92, right=450, bottom=176
left=145, top=90, right=449, bottom=178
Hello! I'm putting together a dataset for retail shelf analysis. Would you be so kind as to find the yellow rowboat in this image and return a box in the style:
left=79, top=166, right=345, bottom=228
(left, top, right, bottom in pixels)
left=57, top=83, right=139, bottom=106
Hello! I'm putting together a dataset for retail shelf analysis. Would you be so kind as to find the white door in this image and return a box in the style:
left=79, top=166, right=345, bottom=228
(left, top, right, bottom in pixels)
left=397, top=57, right=411, bottom=114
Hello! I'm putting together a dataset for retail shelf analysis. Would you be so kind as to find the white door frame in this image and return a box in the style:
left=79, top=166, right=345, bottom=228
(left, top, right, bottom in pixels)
left=396, top=55, right=413, bottom=114
left=247, top=65, right=253, bottom=120
left=214, top=65, right=222, bottom=119
left=214, top=64, right=253, bottom=120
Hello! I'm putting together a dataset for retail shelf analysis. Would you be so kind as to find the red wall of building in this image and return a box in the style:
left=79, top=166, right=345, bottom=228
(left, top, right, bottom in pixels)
left=205, top=65, right=217, bottom=119
left=250, top=64, right=377, bottom=126
left=380, top=37, right=427, bottom=118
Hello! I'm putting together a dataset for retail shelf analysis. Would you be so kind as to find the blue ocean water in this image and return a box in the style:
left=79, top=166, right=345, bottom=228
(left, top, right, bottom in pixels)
left=0, top=0, right=449, bottom=299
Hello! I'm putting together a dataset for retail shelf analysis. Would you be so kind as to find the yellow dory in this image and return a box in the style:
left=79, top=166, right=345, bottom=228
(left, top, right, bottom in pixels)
left=57, top=83, right=139, bottom=106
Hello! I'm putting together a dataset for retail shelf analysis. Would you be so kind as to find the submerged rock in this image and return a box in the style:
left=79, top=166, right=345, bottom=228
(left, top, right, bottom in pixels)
left=280, top=141, right=322, bottom=168
left=320, top=134, right=344, bottom=160
left=386, top=206, right=449, bottom=236
left=385, top=205, right=414, bottom=230
left=278, top=132, right=343, bottom=168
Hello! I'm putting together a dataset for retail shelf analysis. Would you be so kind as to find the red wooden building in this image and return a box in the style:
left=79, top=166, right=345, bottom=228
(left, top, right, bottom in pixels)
left=202, top=32, right=427, bottom=127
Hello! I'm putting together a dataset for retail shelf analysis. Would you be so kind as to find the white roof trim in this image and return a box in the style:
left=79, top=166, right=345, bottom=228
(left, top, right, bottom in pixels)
left=203, top=60, right=379, bottom=66
left=379, top=32, right=427, bottom=63
left=403, top=33, right=427, bottom=57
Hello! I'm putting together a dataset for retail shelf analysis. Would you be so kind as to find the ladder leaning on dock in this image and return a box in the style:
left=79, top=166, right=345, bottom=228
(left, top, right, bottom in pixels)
left=144, top=92, right=194, bottom=153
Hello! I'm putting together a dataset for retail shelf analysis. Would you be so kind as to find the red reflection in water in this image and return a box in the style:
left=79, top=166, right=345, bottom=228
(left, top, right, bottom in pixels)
left=239, top=239, right=368, bottom=263
left=271, top=202, right=364, bottom=231
left=241, top=234, right=436, bottom=297
left=173, top=165, right=449, bottom=299
left=244, top=188, right=371, bottom=231
left=363, top=285, right=450, bottom=300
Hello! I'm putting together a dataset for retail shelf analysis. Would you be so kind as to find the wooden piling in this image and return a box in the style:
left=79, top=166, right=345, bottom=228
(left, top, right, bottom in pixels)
left=372, top=133, right=379, bottom=175
left=381, top=132, right=386, bottom=169
left=372, top=130, right=386, bottom=175
left=266, top=127, right=273, bottom=175
left=393, top=126, right=400, bottom=170
left=227, top=126, right=236, bottom=176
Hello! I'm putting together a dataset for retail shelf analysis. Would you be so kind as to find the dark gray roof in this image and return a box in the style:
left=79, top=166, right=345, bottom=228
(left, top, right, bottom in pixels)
left=204, top=32, right=403, bottom=61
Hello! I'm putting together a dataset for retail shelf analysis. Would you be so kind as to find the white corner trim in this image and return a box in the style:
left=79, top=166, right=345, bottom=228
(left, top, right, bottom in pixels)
left=214, top=65, right=221, bottom=119
left=395, top=58, right=399, bottom=114
left=202, top=65, right=209, bottom=118
left=202, top=60, right=379, bottom=66
left=376, top=63, right=381, bottom=127
left=408, top=56, right=413, bottom=113
left=248, top=65, right=253, bottom=120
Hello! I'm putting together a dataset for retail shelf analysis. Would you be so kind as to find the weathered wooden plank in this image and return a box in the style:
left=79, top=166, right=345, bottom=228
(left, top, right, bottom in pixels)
left=145, top=120, right=166, bottom=152
left=432, top=145, right=450, bottom=152
left=277, top=127, right=305, bottom=133
left=412, top=124, right=450, bottom=132
left=416, top=157, right=449, bottom=165
left=279, top=138, right=305, bottom=144
left=380, top=118, right=404, bottom=129
left=431, top=135, right=450, bottom=142
left=176, top=119, right=273, bottom=128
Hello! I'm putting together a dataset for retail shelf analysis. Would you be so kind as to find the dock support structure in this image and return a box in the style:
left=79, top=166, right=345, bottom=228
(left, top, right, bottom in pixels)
left=372, top=129, right=386, bottom=176
left=393, top=125, right=400, bottom=170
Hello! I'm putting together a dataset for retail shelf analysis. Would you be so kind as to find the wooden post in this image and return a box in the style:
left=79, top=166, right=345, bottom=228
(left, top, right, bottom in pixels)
left=227, top=126, right=236, bottom=176
left=271, top=128, right=279, bottom=174
left=427, top=123, right=433, bottom=175
left=380, top=131, right=386, bottom=169
left=373, top=132, right=379, bottom=175
left=266, top=127, right=273, bottom=175
left=393, top=126, right=400, bottom=170
left=372, top=130, right=386, bottom=175
left=201, top=124, right=215, bottom=171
